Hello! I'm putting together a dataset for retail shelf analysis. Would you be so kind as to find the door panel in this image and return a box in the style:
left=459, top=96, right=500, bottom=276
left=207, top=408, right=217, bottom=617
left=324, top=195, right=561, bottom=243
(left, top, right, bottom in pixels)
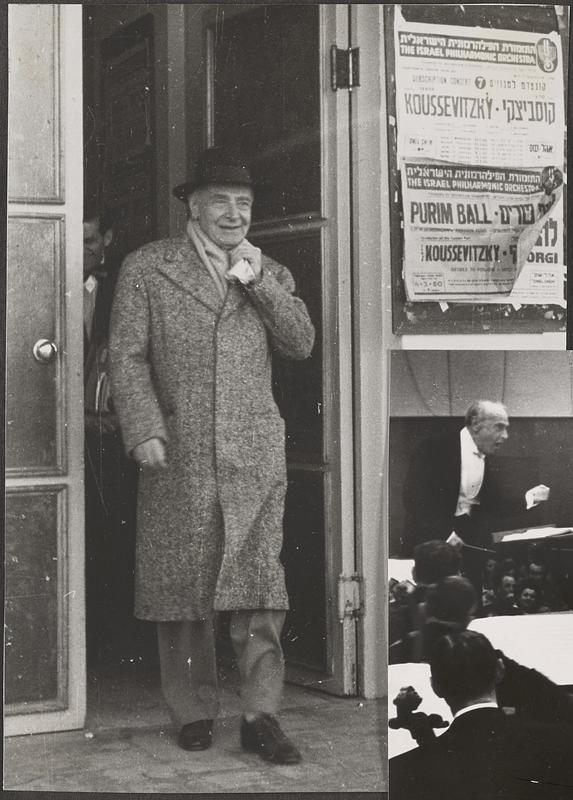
left=282, top=470, right=327, bottom=671
left=209, top=5, right=321, bottom=219
left=6, top=217, right=64, bottom=473
left=5, top=489, right=65, bottom=710
left=8, top=4, right=62, bottom=202
left=5, top=4, right=85, bottom=736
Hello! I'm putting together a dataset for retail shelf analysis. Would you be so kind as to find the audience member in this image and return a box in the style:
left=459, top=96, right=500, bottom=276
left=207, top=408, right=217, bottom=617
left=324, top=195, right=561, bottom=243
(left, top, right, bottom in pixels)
left=516, top=580, right=544, bottom=614
left=487, top=571, right=520, bottom=616
left=496, top=557, right=518, bottom=581
left=390, top=631, right=573, bottom=800
left=480, top=555, right=497, bottom=612
left=527, top=559, right=567, bottom=611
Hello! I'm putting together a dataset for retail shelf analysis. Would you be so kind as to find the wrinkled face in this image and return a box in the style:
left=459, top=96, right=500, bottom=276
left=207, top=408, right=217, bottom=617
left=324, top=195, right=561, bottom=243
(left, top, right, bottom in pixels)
left=471, top=407, right=510, bottom=456
left=500, top=575, right=515, bottom=600
left=189, top=184, right=253, bottom=250
left=83, top=218, right=112, bottom=279
left=519, top=587, right=537, bottom=612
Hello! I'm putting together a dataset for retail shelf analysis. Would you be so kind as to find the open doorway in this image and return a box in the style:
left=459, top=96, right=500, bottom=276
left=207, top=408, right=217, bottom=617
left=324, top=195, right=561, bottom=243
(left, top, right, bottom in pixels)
left=82, top=8, right=159, bottom=682
left=82, top=2, right=359, bottom=703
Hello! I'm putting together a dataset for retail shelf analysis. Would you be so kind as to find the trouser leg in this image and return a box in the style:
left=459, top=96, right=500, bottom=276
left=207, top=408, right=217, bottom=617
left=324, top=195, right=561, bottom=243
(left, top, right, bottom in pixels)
left=156, top=620, right=220, bottom=727
left=229, top=609, right=286, bottom=716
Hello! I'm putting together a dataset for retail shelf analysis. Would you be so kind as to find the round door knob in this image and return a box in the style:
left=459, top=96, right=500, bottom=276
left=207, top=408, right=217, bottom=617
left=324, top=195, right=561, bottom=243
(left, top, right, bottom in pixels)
left=33, top=339, right=58, bottom=364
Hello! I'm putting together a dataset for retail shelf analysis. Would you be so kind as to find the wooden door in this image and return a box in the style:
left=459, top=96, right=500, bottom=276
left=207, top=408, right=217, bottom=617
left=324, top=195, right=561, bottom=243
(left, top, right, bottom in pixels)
left=5, top=4, right=85, bottom=736
left=203, top=4, right=358, bottom=694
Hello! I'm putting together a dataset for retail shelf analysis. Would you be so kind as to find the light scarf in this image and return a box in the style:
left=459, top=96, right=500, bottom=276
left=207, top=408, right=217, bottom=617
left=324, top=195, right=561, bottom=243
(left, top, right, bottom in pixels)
left=187, top=218, right=231, bottom=300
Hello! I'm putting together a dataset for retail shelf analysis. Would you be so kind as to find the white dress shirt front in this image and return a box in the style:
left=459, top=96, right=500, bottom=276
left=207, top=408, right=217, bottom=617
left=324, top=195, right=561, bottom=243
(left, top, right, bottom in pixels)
left=84, top=273, right=98, bottom=340
left=455, top=426, right=486, bottom=517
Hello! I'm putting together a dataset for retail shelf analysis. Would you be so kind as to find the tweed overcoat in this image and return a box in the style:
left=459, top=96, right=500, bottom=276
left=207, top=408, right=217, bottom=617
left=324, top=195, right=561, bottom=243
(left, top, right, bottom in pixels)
left=108, top=236, right=314, bottom=621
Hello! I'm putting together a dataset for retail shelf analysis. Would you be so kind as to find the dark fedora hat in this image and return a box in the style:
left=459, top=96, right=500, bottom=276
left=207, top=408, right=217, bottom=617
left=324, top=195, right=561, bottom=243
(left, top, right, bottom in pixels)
left=172, top=146, right=256, bottom=202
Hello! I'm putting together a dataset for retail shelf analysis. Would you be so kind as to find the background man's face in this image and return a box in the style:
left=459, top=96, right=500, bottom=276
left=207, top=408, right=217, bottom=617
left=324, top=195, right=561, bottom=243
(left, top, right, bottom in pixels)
left=472, top=408, right=509, bottom=455
left=500, top=575, right=515, bottom=600
left=83, top=218, right=112, bottom=279
left=190, top=184, right=253, bottom=250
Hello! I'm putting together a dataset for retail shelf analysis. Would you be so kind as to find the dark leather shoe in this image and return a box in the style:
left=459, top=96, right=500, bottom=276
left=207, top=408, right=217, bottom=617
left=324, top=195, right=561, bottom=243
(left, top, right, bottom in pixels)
left=177, top=719, right=213, bottom=751
left=240, top=714, right=301, bottom=764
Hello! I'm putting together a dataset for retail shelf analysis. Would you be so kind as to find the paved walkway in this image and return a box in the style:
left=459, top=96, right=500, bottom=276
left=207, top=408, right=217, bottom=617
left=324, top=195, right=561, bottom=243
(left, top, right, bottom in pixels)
left=4, top=665, right=387, bottom=793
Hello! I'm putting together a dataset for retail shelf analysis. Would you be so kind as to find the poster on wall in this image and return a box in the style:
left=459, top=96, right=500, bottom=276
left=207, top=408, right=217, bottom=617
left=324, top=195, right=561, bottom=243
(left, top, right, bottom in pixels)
left=394, top=7, right=565, bottom=307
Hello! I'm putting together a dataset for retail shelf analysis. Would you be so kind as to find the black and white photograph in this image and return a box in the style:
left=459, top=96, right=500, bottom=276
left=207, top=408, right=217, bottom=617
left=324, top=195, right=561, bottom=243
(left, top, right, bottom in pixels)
left=4, top=1, right=572, bottom=798
left=4, top=2, right=384, bottom=794
left=388, top=350, right=573, bottom=799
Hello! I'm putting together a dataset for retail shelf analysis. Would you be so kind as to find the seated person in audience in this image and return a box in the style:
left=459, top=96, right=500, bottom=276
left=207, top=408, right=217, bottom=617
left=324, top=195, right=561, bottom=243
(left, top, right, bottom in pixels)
left=419, top=576, right=573, bottom=725
left=516, top=580, right=545, bottom=614
left=480, top=556, right=497, bottom=613
left=390, top=630, right=573, bottom=800
left=487, top=571, right=520, bottom=616
left=496, top=556, right=518, bottom=581
left=527, top=559, right=568, bottom=612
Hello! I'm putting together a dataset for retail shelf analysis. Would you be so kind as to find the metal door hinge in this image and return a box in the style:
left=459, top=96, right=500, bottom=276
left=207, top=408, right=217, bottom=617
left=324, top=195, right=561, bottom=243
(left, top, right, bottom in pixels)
left=330, top=46, right=360, bottom=91
left=338, top=573, right=365, bottom=620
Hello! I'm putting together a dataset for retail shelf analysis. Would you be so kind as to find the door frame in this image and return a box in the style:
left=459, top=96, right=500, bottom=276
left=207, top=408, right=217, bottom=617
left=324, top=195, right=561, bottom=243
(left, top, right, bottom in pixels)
left=316, top=3, right=358, bottom=695
left=5, top=4, right=86, bottom=737
left=351, top=2, right=387, bottom=700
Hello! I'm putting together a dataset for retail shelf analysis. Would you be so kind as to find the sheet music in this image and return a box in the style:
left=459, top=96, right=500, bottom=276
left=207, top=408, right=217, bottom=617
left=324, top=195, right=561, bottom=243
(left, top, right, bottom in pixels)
left=500, top=526, right=573, bottom=543
left=389, top=559, right=415, bottom=584
left=469, top=612, right=573, bottom=685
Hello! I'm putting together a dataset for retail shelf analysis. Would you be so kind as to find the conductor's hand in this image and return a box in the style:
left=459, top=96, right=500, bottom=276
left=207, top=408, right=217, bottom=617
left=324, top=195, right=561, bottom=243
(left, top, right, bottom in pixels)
left=526, top=484, right=551, bottom=509
left=132, top=437, right=168, bottom=470
left=446, top=532, right=465, bottom=550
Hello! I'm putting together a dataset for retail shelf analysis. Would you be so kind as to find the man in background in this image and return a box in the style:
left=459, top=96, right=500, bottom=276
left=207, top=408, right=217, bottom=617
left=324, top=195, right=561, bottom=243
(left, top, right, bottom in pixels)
left=83, top=201, right=138, bottom=666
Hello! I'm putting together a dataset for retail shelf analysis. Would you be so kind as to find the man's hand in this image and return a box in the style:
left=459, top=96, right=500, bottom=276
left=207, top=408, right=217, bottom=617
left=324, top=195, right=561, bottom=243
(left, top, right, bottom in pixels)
left=525, top=484, right=551, bottom=509
left=132, top=437, right=168, bottom=470
left=446, top=531, right=465, bottom=550
left=230, top=240, right=262, bottom=280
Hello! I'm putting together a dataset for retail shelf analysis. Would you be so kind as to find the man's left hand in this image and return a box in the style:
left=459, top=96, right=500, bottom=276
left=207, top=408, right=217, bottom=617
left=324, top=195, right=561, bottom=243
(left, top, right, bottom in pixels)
left=230, top=241, right=262, bottom=280
left=525, top=484, right=551, bottom=509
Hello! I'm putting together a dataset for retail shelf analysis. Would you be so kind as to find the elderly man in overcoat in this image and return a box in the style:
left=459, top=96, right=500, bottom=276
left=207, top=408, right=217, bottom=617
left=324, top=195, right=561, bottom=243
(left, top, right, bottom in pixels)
left=109, top=147, right=314, bottom=763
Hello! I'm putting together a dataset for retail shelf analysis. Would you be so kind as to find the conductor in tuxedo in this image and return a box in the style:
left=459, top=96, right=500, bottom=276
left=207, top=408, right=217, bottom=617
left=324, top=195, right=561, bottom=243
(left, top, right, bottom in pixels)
left=83, top=203, right=138, bottom=663
left=390, top=630, right=573, bottom=800
left=402, top=401, right=550, bottom=586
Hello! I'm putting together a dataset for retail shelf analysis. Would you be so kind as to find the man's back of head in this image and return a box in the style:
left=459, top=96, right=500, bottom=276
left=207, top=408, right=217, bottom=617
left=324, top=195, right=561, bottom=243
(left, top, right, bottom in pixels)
left=425, top=575, right=477, bottom=625
left=392, top=630, right=573, bottom=799
left=430, top=629, right=500, bottom=713
left=413, top=540, right=461, bottom=585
